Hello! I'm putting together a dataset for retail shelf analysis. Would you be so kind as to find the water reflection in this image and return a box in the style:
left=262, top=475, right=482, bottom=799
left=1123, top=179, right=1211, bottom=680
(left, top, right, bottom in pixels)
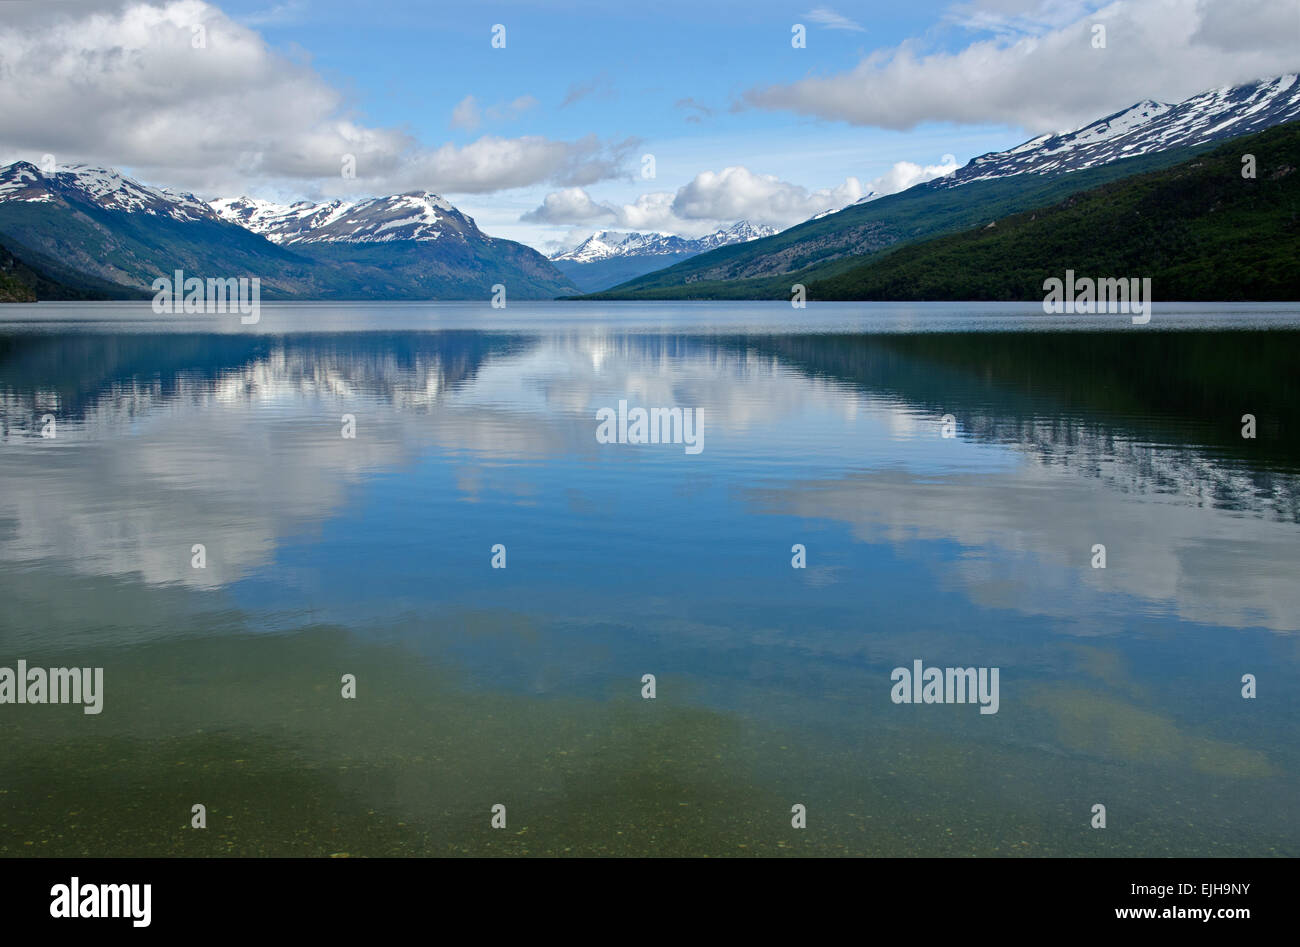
left=1, top=329, right=1296, bottom=629
left=0, top=312, right=1296, bottom=856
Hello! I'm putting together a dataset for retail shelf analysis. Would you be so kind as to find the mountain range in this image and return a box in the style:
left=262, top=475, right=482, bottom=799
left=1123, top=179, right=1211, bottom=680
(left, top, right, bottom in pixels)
left=0, top=166, right=575, bottom=300
left=1, top=73, right=1297, bottom=304
left=582, top=73, right=1300, bottom=299
left=0, top=162, right=779, bottom=301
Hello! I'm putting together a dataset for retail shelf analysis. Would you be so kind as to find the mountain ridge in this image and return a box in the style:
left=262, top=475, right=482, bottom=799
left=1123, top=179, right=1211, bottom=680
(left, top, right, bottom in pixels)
left=551, top=220, right=779, bottom=263
left=938, top=74, right=1300, bottom=188
left=803, top=119, right=1300, bottom=302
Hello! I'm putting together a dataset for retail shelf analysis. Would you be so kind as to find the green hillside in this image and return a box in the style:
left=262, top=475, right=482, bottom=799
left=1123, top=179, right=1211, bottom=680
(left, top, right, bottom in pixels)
left=808, top=120, right=1300, bottom=301
left=0, top=198, right=324, bottom=300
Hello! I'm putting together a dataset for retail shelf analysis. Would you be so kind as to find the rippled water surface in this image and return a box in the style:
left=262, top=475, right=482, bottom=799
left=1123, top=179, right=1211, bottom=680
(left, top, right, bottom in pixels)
left=0, top=301, right=1296, bottom=856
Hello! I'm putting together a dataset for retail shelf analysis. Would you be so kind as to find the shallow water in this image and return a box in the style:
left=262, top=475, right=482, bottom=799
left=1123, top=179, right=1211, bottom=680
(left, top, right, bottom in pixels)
left=0, top=301, right=1296, bottom=856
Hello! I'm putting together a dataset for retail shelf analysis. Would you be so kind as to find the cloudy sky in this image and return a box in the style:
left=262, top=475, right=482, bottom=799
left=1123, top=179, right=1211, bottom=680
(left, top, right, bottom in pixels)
left=0, top=0, right=1295, bottom=252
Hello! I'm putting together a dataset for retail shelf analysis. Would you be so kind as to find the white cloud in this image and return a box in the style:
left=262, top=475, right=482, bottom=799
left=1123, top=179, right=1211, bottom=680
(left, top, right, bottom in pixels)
left=747, top=0, right=1300, bottom=132
left=519, top=187, right=615, bottom=224
left=672, top=166, right=865, bottom=224
left=525, top=155, right=961, bottom=237
left=0, top=0, right=630, bottom=197
left=805, top=7, right=867, bottom=32
left=607, top=192, right=682, bottom=232
left=524, top=167, right=866, bottom=236
left=866, top=155, right=960, bottom=196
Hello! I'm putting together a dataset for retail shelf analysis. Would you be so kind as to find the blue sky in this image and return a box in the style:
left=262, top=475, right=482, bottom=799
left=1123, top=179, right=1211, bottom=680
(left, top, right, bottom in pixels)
left=1, top=0, right=1295, bottom=252
left=215, top=0, right=1022, bottom=246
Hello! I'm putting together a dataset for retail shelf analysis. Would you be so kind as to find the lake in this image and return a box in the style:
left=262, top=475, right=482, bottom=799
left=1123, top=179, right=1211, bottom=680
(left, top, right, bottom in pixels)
left=0, top=301, right=1296, bottom=856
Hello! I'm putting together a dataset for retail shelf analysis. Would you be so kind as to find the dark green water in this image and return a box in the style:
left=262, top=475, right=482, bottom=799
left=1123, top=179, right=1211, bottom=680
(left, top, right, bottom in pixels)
left=0, top=302, right=1296, bottom=856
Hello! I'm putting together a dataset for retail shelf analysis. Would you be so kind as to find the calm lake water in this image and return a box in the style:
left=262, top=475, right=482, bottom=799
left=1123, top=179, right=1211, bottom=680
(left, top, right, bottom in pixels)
left=0, top=301, right=1297, bottom=857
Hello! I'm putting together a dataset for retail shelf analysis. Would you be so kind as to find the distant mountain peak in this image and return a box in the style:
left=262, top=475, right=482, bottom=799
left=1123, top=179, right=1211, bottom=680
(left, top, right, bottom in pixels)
left=208, top=191, right=472, bottom=245
left=550, top=220, right=779, bottom=262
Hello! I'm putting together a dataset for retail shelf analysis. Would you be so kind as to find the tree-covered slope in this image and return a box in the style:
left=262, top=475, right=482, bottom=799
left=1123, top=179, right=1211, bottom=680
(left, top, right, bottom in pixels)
left=0, top=244, right=35, bottom=302
left=0, top=240, right=129, bottom=301
left=807, top=120, right=1300, bottom=302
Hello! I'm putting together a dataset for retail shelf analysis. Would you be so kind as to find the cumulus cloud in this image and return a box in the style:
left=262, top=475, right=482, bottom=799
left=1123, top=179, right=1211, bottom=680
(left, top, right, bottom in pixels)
left=524, top=154, right=961, bottom=237
left=524, top=167, right=867, bottom=236
left=520, top=187, right=615, bottom=224
left=746, top=0, right=1300, bottom=132
left=868, top=154, right=960, bottom=195
left=0, top=0, right=630, bottom=197
left=672, top=166, right=865, bottom=224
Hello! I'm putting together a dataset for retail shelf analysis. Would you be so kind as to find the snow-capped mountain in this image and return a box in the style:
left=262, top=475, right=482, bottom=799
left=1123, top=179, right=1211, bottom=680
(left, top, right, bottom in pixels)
left=940, top=73, right=1300, bottom=188
left=550, top=230, right=684, bottom=263
left=0, top=161, right=218, bottom=221
left=209, top=192, right=479, bottom=245
left=0, top=160, right=576, bottom=299
left=0, top=163, right=499, bottom=250
left=551, top=220, right=778, bottom=263
left=694, top=220, right=780, bottom=251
